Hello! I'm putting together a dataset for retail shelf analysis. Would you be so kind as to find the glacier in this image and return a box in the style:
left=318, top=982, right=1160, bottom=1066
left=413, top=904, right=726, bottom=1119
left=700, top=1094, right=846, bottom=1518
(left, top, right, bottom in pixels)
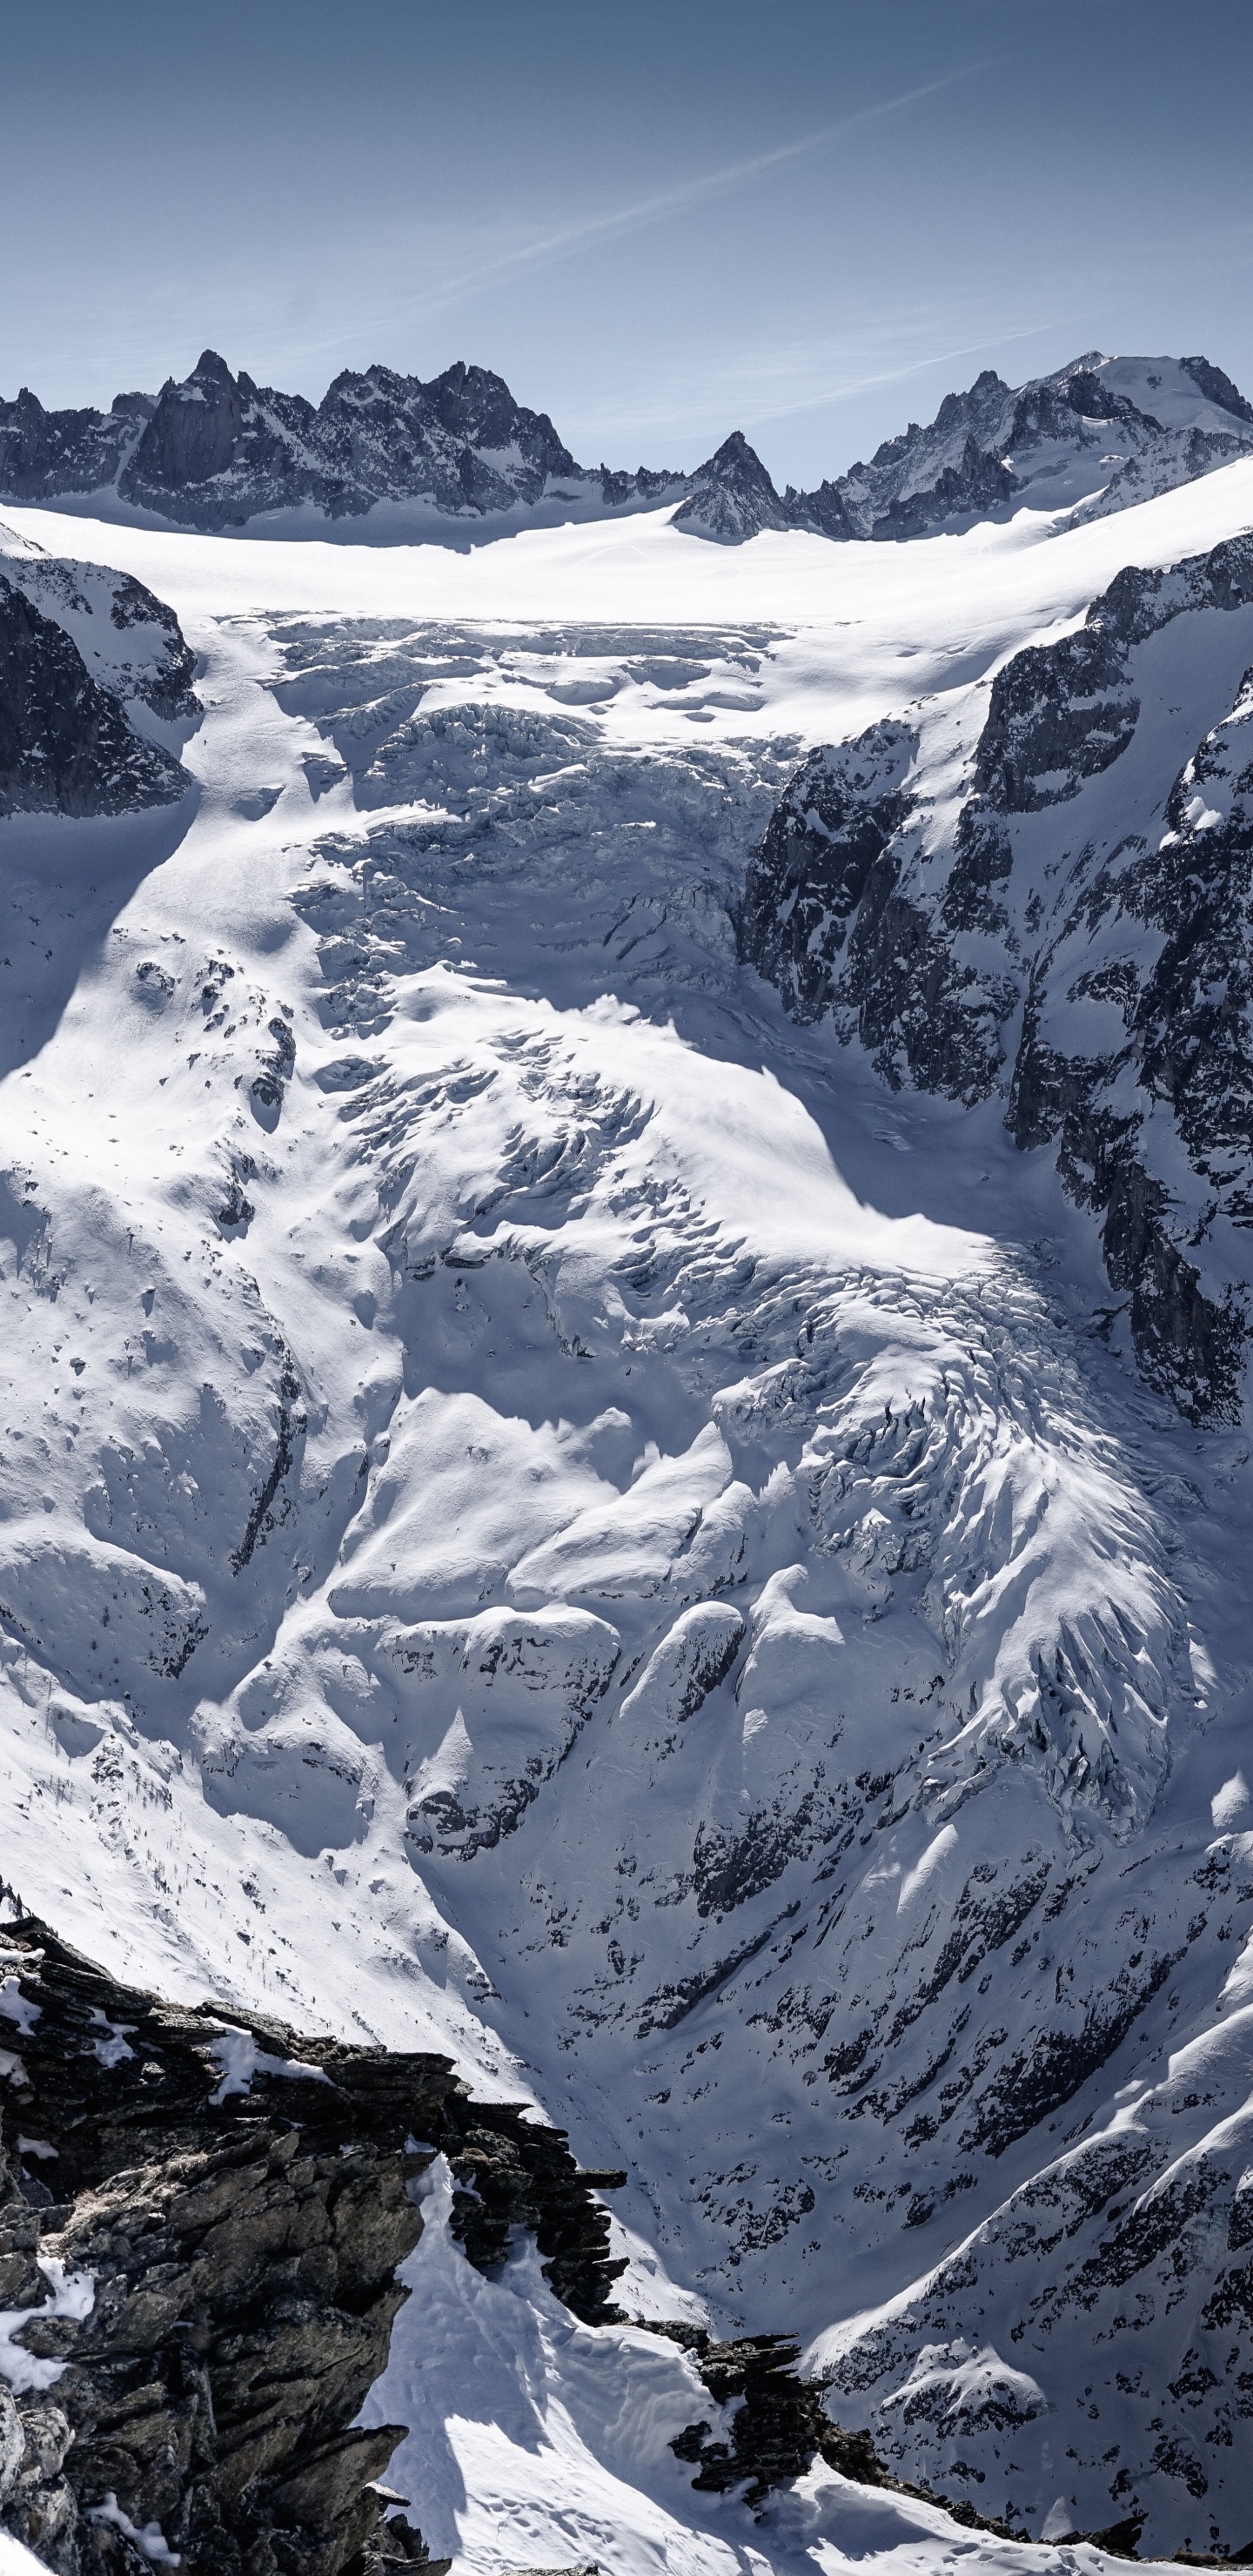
left=3, top=438, right=1253, bottom=2568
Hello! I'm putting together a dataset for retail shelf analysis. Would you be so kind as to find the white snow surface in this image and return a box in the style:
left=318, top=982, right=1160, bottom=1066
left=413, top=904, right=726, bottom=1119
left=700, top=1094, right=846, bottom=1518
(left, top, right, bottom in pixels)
left=3, top=473, right=1253, bottom=2564
left=0, top=2539, right=69, bottom=2576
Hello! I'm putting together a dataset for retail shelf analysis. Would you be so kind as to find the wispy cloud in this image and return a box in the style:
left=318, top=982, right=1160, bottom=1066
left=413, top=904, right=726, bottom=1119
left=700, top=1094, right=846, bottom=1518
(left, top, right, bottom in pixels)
left=728, top=322, right=1062, bottom=433
left=398, top=59, right=1004, bottom=321
left=563, top=319, right=1062, bottom=454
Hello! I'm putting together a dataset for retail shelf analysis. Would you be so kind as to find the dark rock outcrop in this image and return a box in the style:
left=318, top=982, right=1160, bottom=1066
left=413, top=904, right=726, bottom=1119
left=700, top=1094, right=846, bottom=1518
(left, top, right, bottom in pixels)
left=740, top=533, right=1253, bottom=1418
left=0, top=393, right=151, bottom=504
left=740, top=719, right=1016, bottom=1103
left=667, top=2330, right=879, bottom=2507
left=738, top=722, right=916, bottom=1023
left=659, top=2327, right=1033, bottom=2540
left=0, top=1909, right=625, bottom=2576
left=668, top=2330, right=853, bottom=2505
left=1181, top=355, right=1253, bottom=426
left=116, top=352, right=590, bottom=533
left=671, top=434, right=795, bottom=542
left=594, top=464, right=687, bottom=510
left=972, top=624, right=1139, bottom=813
left=97, top=576, right=198, bottom=724
left=0, top=577, right=187, bottom=819
left=856, top=433, right=1016, bottom=542
left=0, top=547, right=199, bottom=728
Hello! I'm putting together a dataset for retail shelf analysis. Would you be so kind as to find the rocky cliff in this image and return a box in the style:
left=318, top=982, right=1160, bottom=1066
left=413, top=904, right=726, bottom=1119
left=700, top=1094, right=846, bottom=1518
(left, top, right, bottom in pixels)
left=0, top=1909, right=625, bottom=2576
left=0, top=583, right=186, bottom=820
left=740, top=530, right=1253, bottom=1420
left=0, top=527, right=198, bottom=819
left=0, top=540, right=198, bottom=729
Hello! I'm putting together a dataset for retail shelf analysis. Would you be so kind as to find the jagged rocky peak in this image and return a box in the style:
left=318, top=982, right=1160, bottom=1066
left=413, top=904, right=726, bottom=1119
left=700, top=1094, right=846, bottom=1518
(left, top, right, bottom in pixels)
left=642, top=346, right=1253, bottom=547
left=0, top=388, right=151, bottom=504
left=131, top=347, right=250, bottom=491
left=358, top=353, right=574, bottom=470
left=101, top=347, right=591, bottom=531
left=671, top=431, right=794, bottom=540
left=742, top=530, right=1253, bottom=1420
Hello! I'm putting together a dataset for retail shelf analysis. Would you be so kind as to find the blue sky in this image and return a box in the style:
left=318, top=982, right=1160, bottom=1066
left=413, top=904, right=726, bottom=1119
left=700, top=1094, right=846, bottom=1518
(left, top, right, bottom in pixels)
left=3, top=0, right=1251, bottom=488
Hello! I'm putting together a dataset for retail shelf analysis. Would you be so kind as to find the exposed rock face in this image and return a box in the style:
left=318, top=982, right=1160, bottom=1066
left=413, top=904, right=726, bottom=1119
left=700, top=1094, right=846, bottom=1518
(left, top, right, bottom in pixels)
left=0, top=578, right=188, bottom=819
left=740, top=533, right=1253, bottom=1418
left=661, top=2325, right=1077, bottom=2546
left=739, top=717, right=1016, bottom=1100
left=809, top=1983, right=1253, bottom=2559
left=593, top=463, right=686, bottom=510
left=116, top=352, right=591, bottom=532
left=0, top=535, right=199, bottom=727
left=0, top=394, right=152, bottom=503
left=3, top=346, right=1250, bottom=539
left=661, top=2328, right=897, bottom=2509
left=671, top=426, right=1015, bottom=549
left=1180, top=353, right=1253, bottom=425
left=1007, top=647, right=1253, bottom=1420
left=736, top=721, right=917, bottom=1023
left=670, top=433, right=796, bottom=541
left=0, top=1911, right=625, bottom=2575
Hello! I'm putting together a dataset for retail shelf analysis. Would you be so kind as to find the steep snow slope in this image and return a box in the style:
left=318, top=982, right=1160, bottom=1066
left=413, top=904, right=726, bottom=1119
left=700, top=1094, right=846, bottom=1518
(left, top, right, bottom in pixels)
left=3, top=471, right=1253, bottom=2561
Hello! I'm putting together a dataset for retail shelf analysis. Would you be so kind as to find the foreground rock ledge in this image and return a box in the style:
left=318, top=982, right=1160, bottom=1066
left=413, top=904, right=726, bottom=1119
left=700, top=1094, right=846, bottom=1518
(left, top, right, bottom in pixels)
left=0, top=1910, right=626, bottom=2576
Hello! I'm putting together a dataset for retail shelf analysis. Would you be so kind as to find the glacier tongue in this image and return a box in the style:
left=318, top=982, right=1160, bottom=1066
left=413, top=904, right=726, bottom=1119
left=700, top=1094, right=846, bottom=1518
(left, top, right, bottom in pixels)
left=3, top=485, right=1253, bottom=2559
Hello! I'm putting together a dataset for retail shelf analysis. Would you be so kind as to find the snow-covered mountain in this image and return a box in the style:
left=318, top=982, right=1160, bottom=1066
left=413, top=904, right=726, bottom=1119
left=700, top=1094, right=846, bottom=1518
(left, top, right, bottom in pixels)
left=0, top=352, right=686, bottom=537
left=672, top=356, right=1253, bottom=542
left=782, top=354, right=1253, bottom=542
left=3, top=436, right=1253, bottom=2572
left=0, top=523, right=197, bottom=817
left=3, top=347, right=1251, bottom=544
left=740, top=533, right=1253, bottom=1419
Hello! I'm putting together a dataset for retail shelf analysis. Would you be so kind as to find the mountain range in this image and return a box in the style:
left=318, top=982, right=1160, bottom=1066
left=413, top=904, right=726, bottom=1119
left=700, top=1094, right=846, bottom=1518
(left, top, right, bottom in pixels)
left=3, top=345, right=1252, bottom=540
